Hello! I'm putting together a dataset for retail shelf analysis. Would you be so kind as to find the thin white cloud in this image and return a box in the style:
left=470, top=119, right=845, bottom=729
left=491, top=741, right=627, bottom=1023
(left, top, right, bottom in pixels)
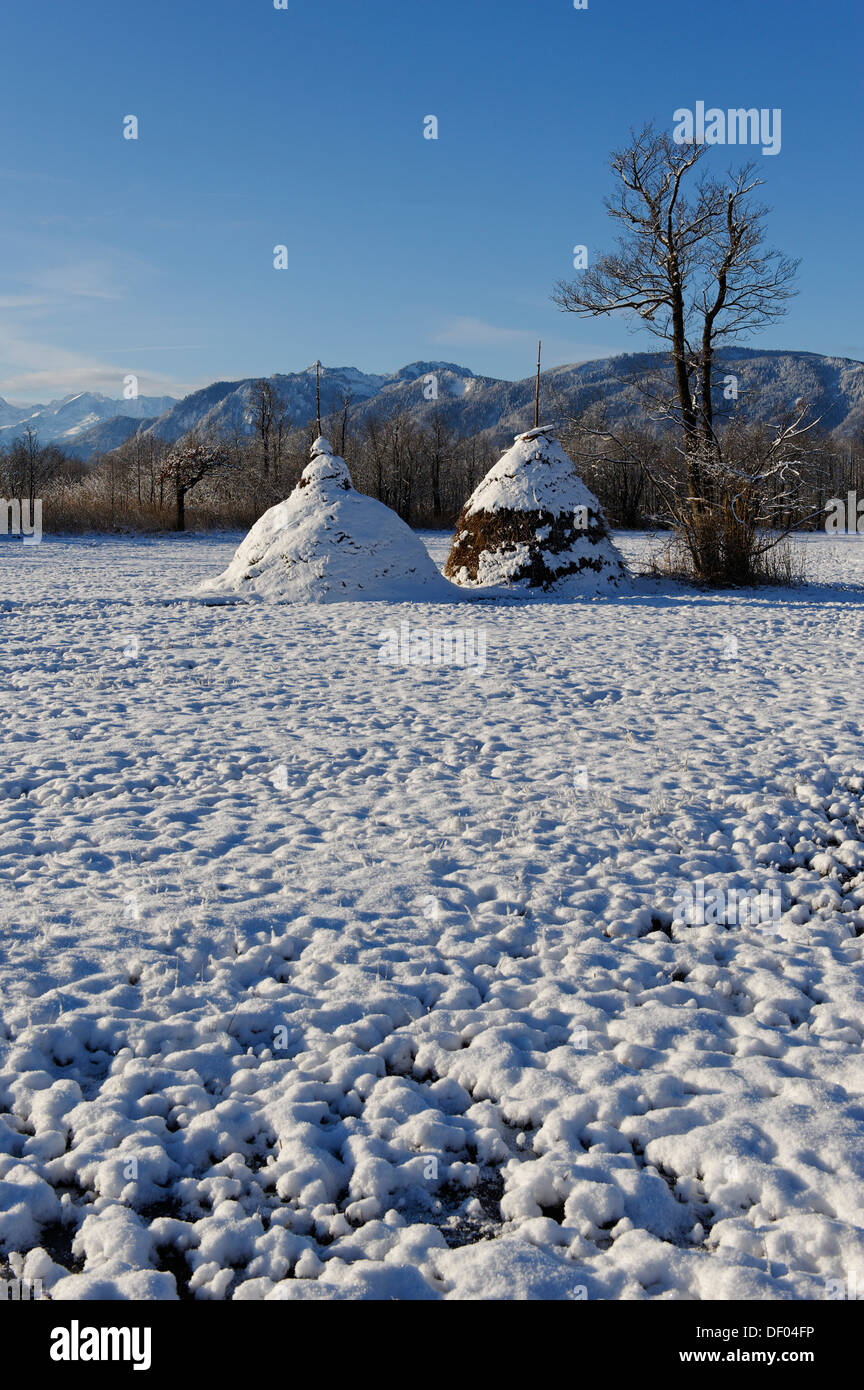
left=433, top=317, right=536, bottom=347
left=0, top=328, right=197, bottom=401
left=0, top=167, right=75, bottom=186
left=431, top=317, right=622, bottom=371
left=0, top=254, right=200, bottom=400
left=0, top=260, right=125, bottom=313
left=0, top=295, right=54, bottom=310
left=23, top=260, right=125, bottom=302
left=93, top=345, right=210, bottom=355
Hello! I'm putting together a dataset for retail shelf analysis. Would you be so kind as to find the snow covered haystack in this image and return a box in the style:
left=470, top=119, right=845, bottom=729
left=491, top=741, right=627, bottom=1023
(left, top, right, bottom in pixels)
left=201, top=437, right=456, bottom=602
left=445, top=426, right=627, bottom=594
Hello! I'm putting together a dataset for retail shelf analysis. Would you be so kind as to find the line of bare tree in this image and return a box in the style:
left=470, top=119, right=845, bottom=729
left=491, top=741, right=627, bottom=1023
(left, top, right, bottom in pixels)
left=2, top=387, right=861, bottom=553
left=0, top=395, right=502, bottom=535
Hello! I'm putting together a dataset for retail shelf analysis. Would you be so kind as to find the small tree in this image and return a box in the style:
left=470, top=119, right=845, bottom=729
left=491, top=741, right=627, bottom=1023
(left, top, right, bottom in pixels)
left=159, top=436, right=229, bottom=531
left=553, top=124, right=802, bottom=582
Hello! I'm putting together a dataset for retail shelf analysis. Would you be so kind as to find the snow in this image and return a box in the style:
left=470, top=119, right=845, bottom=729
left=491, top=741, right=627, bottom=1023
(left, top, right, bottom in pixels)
left=447, top=428, right=626, bottom=595
left=462, top=536, right=624, bottom=595
left=463, top=427, right=602, bottom=518
left=1, top=528, right=864, bottom=1301
left=0, top=391, right=178, bottom=447
left=200, top=440, right=458, bottom=603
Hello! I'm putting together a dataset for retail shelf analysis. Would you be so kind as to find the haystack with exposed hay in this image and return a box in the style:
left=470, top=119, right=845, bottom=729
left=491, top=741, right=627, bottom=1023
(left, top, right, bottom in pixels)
left=445, top=425, right=626, bottom=594
left=201, top=436, right=456, bottom=602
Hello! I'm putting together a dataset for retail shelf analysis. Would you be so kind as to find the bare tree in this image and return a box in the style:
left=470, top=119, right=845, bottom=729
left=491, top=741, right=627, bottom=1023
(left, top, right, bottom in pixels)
left=337, top=390, right=352, bottom=458
left=553, top=124, right=801, bottom=581
left=159, top=435, right=229, bottom=531
left=249, top=379, right=289, bottom=481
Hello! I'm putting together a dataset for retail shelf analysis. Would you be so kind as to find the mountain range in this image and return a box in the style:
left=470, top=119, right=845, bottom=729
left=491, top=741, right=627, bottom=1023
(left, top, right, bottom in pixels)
left=0, top=390, right=178, bottom=451
left=2, top=350, right=862, bottom=461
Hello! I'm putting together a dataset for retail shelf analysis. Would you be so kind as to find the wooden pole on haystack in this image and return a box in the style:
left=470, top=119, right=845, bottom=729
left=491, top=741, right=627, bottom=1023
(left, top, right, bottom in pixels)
left=315, top=360, right=322, bottom=436
left=534, top=340, right=542, bottom=429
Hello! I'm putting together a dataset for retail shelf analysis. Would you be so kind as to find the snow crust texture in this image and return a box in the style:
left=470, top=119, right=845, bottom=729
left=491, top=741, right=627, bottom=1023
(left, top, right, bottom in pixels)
left=1, top=532, right=863, bottom=1301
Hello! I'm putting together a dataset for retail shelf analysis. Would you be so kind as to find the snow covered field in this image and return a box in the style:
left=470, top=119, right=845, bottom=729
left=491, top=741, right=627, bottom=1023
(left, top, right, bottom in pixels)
left=1, top=529, right=864, bottom=1301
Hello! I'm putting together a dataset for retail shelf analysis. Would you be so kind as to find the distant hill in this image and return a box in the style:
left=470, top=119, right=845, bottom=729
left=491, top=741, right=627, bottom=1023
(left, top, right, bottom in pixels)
left=31, top=350, right=864, bottom=461
left=337, top=349, right=864, bottom=444
left=0, top=391, right=177, bottom=451
left=60, top=414, right=160, bottom=455
left=68, top=363, right=474, bottom=459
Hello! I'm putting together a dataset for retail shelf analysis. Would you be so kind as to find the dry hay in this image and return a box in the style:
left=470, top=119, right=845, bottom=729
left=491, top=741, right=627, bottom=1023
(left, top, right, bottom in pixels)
left=445, top=426, right=626, bottom=594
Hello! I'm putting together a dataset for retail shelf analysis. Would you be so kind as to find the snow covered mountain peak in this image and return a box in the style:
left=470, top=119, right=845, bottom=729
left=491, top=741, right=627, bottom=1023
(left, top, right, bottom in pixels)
left=5, top=349, right=863, bottom=461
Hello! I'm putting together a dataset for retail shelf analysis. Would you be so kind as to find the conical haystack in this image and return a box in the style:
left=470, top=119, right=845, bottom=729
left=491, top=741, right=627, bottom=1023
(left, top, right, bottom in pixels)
left=444, top=426, right=626, bottom=594
left=201, top=437, right=456, bottom=602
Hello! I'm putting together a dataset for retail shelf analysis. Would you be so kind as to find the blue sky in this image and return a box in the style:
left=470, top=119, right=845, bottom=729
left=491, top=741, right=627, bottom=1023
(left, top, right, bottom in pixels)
left=0, top=0, right=861, bottom=402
